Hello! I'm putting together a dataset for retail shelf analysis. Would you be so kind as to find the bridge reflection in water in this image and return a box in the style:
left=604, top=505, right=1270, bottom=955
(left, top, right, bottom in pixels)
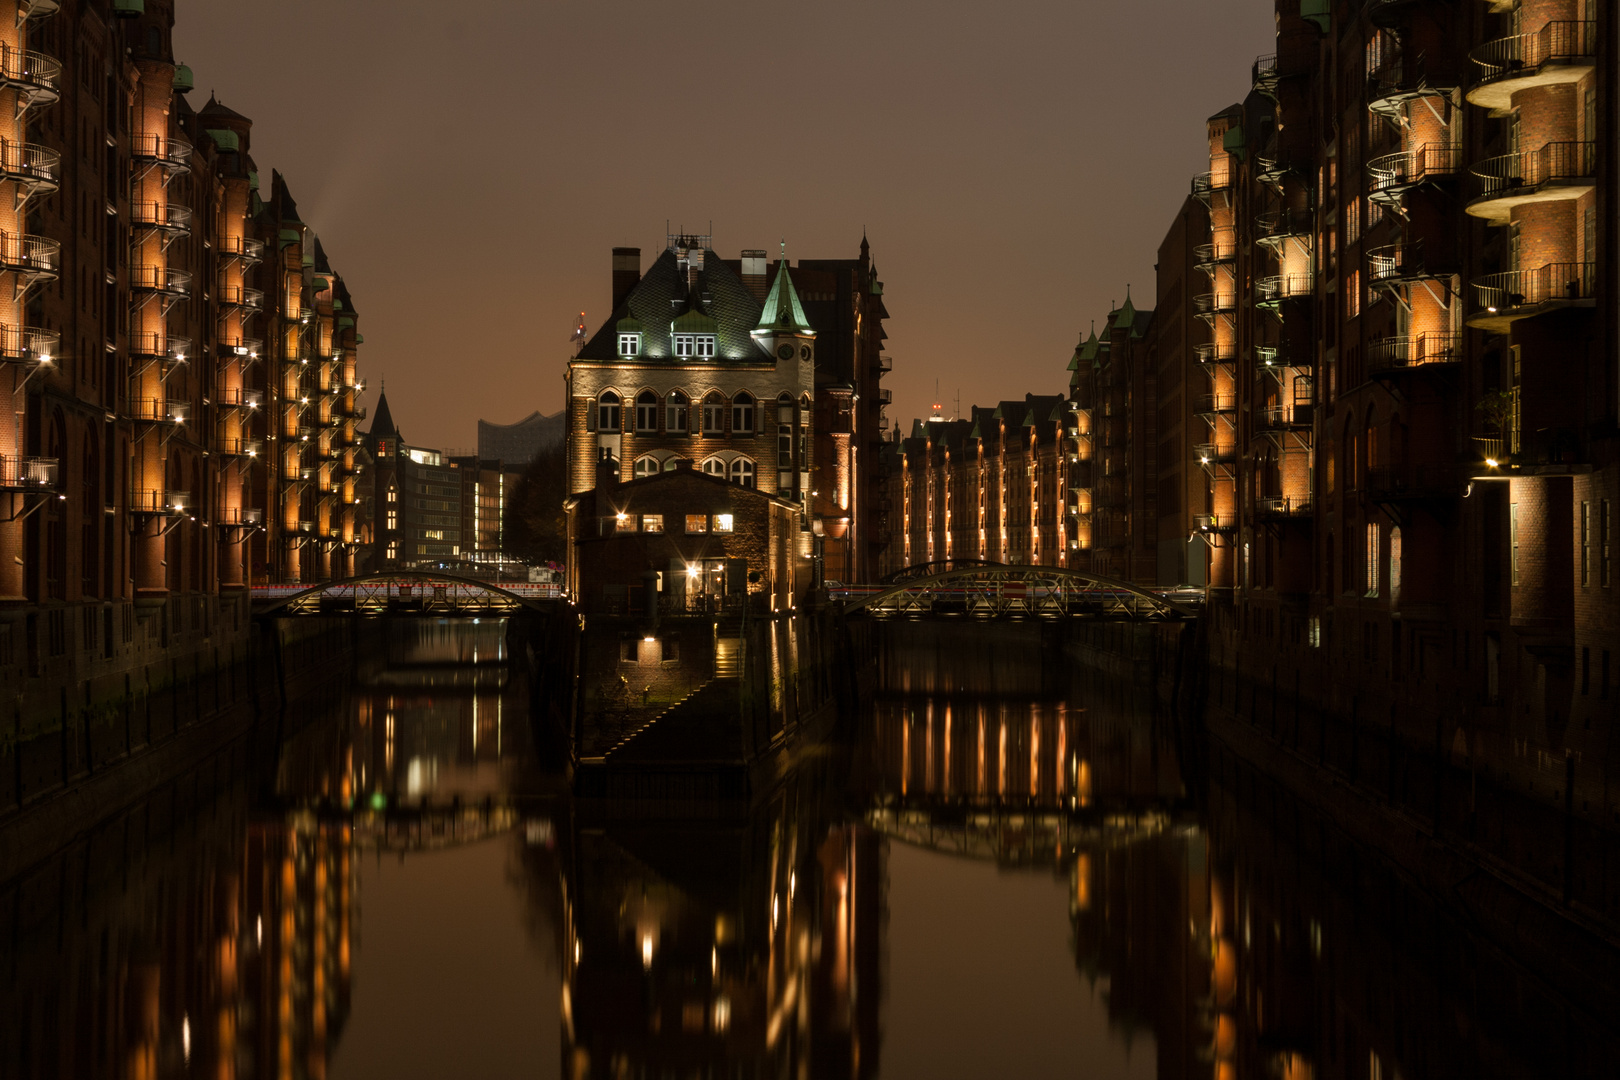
left=4, top=621, right=1618, bottom=1078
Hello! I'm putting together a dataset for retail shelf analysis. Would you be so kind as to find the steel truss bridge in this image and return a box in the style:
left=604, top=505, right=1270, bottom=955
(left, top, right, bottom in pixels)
left=837, top=565, right=1199, bottom=621
left=252, top=571, right=562, bottom=618
left=867, top=797, right=1191, bottom=868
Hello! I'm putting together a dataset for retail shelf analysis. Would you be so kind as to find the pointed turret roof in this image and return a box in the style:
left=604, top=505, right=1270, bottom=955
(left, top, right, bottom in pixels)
left=369, top=388, right=398, bottom=440
left=754, top=260, right=815, bottom=336
left=200, top=94, right=251, bottom=124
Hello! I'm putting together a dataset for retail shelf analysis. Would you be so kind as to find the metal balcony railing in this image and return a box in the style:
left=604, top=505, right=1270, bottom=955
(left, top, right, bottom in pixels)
left=218, top=436, right=264, bottom=458
left=125, top=397, right=189, bottom=424
left=0, top=46, right=60, bottom=105
left=1470, top=141, right=1595, bottom=209
left=1194, top=232, right=1238, bottom=269
left=130, top=133, right=192, bottom=169
left=216, top=506, right=264, bottom=526
left=0, top=453, right=57, bottom=490
left=1256, top=495, right=1313, bottom=518
left=1196, top=393, right=1237, bottom=415
left=130, top=331, right=192, bottom=362
left=131, top=201, right=193, bottom=234
left=1367, top=145, right=1459, bottom=199
left=1367, top=332, right=1461, bottom=372
left=1257, top=208, right=1313, bottom=241
left=1473, top=263, right=1595, bottom=313
left=218, top=336, right=264, bottom=360
left=874, top=354, right=892, bottom=373
left=877, top=387, right=892, bottom=404
left=1259, top=404, right=1311, bottom=430
left=1194, top=514, right=1234, bottom=533
left=0, top=139, right=59, bottom=192
left=1367, top=241, right=1450, bottom=284
left=217, top=236, right=264, bottom=262
left=0, top=324, right=57, bottom=363
left=130, top=265, right=191, bottom=296
left=130, top=490, right=190, bottom=515
left=1195, top=343, right=1237, bottom=365
left=1191, top=171, right=1233, bottom=202
left=1194, top=442, right=1235, bottom=464
left=19, top=1, right=62, bottom=21
left=1470, top=21, right=1595, bottom=95
left=1194, top=291, right=1237, bottom=316
left=1256, top=273, right=1314, bottom=304
left=218, top=285, right=264, bottom=310
left=0, top=232, right=59, bottom=277
left=216, top=385, right=263, bottom=409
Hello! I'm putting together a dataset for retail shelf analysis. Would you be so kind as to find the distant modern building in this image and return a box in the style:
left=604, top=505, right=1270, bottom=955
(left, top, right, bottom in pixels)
left=367, top=389, right=463, bottom=569
left=449, top=456, right=523, bottom=572
left=477, top=409, right=564, bottom=467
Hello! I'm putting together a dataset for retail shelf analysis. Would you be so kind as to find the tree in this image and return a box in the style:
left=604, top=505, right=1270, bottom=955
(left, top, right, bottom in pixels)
left=506, top=440, right=569, bottom=567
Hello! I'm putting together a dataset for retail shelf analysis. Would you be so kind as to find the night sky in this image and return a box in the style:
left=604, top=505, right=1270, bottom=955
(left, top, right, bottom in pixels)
left=174, top=1, right=1273, bottom=453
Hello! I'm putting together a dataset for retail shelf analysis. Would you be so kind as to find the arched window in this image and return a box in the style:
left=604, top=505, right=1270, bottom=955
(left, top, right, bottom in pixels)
left=702, top=392, right=726, bottom=434
left=731, top=391, right=754, bottom=434
left=634, top=455, right=660, bottom=479
left=666, top=390, right=689, bottom=433
left=597, top=391, right=621, bottom=432
left=635, top=390, right=659, bottom=433
left=730, top=457, right=755, bottom=488
left=702, top=457, right=727, bottom=478
left=1390, top=526, right=1403, bottom=600
left=776, top=392, right=795, bottom=424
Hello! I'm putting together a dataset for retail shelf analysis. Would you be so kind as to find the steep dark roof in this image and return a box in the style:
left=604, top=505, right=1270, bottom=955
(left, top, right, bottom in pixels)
left=576, top=248, right=770, bottom=363
left=200, top=95, right=251, bottom=124
left=369, top=390, right=398, bottom=440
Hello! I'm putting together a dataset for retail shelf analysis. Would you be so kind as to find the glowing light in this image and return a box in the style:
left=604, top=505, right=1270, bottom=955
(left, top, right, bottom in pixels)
left=616, top=511, right=626, bottom=521
left=1485, top=458, right=1499, bottom=468
left=641, top=934, right=654, bottom=968
left=643, top=635, right=654, bottom=643
left=182, top=1015, right=191, bottom=1061
left=687, top=565, right=700, bottom=579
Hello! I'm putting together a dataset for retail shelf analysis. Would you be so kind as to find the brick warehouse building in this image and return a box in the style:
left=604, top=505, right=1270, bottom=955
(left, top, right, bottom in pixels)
left=0, top=2, right=369, bottom=753
left=566, top=234, right=891, bottom=585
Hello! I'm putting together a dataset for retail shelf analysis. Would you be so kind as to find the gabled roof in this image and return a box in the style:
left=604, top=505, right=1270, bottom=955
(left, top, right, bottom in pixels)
left=575, top=247, right=771, bottom=362
left=754, top=260, right=814, bottom=336
left=199, top=95, right=251, bottom=124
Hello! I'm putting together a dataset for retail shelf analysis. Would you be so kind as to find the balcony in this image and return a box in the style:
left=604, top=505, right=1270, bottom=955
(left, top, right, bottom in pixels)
left=1467, top=141, right=1595, bottom=222
left=218, top=336, right=264, bottom=361
left=20, top=1, right=62, bottom=21
left=1194, top=442, right=1236, bottom=467
left=216, top=506, right=263, bottom=526
left=1195, top=392, right=1237, bottom=419
left=1191, top=171, right=1233, bottom=204
left=1252, top=53, right=1279, bottom=95
left=131, top=332, right=192, bottom=372
left=1367, top=53, right=1457, bottom=120
left=131, top=201, right=192, bottom=237
left=873, top=353, right=892, bottom=373
left=1255, top=495, right=1313, bottom=519
left=1195, top=343, right=1237, bottom=367
left=1468, top=21, right=1596, bottom=111
left=130, top=490, right=190, bottom=516
left=0, top=46, right=60, bottom=110
left=1367, top=332, right=1462, bottom=374
left=217, top=236, right=264, bottom=263
left=0, top=324, right=57, bottom=364
left=876, top=387, right=892, bottom=405
left=1259, top=403, right=1313, bottom=431
left=1256, top=273, right=1314, bottom=309
left=1193, top=291, right=1237, bottom=320
left=1367, top=146, right=1460, bottom=205
left=1468, top=262, right=1594, bottom=331
left=217, top=437, right=263, bottom=458
left=1194, top=232, right=1237, bottom=275
left=1193, top=514, right=1236, bottom=535
left=218, top=285, right=265, bottom=311
left=126, top=397, right=190, bottom=424
left=1367, top=241, right=1451, bottom=285
left=130, top=134, right=192, bottom=170
left=130, top=265, right=191, bottom=298
left=1253, top=341, right=1311, bottom=369
left=1257, top=208, right=1312, bottom=246
left=216, top=385, right=263, bottom=410
left=0, top=233, right=59, bottom=281
left=0, top=140, right=58, bottom=203
left=0, top=454, right=57, bottom=490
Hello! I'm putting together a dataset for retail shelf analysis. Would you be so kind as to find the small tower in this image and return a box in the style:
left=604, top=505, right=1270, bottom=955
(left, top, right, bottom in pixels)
left=750, top=258, right=816, bottom=370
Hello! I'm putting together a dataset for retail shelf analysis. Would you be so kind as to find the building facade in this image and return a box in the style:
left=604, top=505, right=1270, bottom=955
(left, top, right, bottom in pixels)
left=0, top=1, right=369, bottom=737
left=565, top=234, right=891, bottom=584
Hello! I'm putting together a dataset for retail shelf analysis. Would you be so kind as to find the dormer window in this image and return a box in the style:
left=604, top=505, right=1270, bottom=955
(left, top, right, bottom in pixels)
left=674, top=334, right=694, bottom=357
left=618, top=333, right=641, bottom=357
left=696, top=334, right=716, bottom=358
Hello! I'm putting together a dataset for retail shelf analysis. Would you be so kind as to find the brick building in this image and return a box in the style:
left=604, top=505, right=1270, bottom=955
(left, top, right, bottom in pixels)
left=565, top=234, right=891, bottom=584
left=0, top=1, right=369, bottom=729
left=565, top=461, right=812, bottom=616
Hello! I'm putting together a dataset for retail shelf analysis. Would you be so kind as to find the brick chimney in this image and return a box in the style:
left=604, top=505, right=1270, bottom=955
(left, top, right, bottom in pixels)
left=611, top=247, right=640, bottom=311
left=741, top=250, right=768, bottom=303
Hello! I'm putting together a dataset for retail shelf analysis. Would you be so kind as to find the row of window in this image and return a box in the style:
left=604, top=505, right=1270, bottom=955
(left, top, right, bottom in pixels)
left=618, top=332, right=718, bottom=359
left=629, top=455, right=757, bottom=486
left=601, top=513, right=734, bottom=536
left=591, top=390, right=807, bottom=435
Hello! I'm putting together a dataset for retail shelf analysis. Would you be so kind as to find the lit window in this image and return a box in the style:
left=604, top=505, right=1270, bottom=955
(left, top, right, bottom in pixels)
left=597, top=391, right=621, bottom=431
left=1510, top=503, right=1520, bottom=586
left=1390, top=526, right=1402, bottom=599
left=729, top=458, right=755, bottom=488
left=635, top=390, right=659, bottom=432
left=713, top=513, right=734, bottom=533
left=644, top=514, right=663, bottom=533
left=385, top=511, right=397, bottom=530
left=731, top=391, right=754, bottom=434
left=634, top=456, right=659, bottom=479
left=685, top=514, right=707, bottom=534
left=696, top=335, right=716, bottom=358
left=702, top=393, right=725, bottom=434
left=674, top=334, right=695, bottom=357
left=618, top=333, right=640, bottom=357
left=616, top=515, right=638, bottom=533
left=386, top=487, right=397, bottom=504
left=667, top=390, right=689, bottom=433
left=702, top=457, right=726, bottom=478
left=1366, top=522, right=1381, bottom=596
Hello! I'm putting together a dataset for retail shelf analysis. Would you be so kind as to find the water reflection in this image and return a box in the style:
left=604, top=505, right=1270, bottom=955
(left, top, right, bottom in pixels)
left=2, top=620, right=1617, bottom=1078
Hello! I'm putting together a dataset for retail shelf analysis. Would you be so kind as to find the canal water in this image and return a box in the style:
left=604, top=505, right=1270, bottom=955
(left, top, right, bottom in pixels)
left=1, top=619, right=1614, bottom=1078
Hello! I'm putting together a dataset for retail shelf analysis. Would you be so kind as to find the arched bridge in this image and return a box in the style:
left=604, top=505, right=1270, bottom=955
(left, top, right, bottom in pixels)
left=253, top=571, right=563, bottom=618
left=838, top=565, right=1200, bottom=621
left=867, top=798, right=1189, bottom=868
